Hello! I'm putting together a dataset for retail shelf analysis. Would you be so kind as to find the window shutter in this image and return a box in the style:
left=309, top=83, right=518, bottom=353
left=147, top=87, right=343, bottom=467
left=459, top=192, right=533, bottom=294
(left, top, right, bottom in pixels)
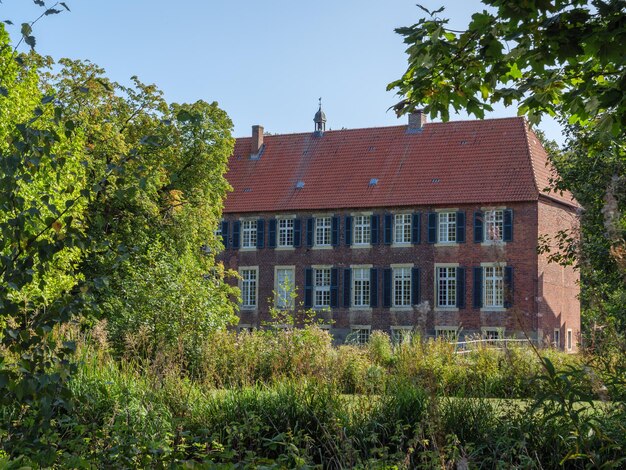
left=371, top=214, right=379, bottom=245
left=268, top=219, right=277, bottom=248
left=456, top=211, right=466, bottom=243
left=473, top=267, right=483, bottom=308
left=306, top=218, right=314, bottom=247
left=330, top=268, right=339, bottom=308
left=370, top=268, right=378, bottom=308
left=344, top=216, right=353, bottom=246
left=343, top=268, right=351, bottom=308
left=384, top=214, right=393, bottom=245
left=383, top=268, right=392, bottom=308
left=411, top=267, right=421, bottom=305
left=456, top=267, right=466, bottom=308
left=503, top=209, right=513, bottom=242
left=304, top=268, right=313, bottom=308
left=232, top=221, right=241, bottom=249
left=427, top=212, right=437, bottom=243
left=221, top=221, right=229, bottom=249
left=294, top=219, right=302, bottom=247
left=412, top=212, right=421, bottom=244
left=504, top=266, right=514, bottom=308
left=331, top=216, right=339, bottom=246
left=256, top=219, right=265, bottom=249
left=473, top=211, right=484, bottom=243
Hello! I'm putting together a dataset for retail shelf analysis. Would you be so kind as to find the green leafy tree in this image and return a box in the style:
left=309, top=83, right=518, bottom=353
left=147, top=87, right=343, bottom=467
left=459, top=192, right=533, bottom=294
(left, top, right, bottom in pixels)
left=389, top=0, right=626, bottom=341
left=44, top=60, right=238, bottom=364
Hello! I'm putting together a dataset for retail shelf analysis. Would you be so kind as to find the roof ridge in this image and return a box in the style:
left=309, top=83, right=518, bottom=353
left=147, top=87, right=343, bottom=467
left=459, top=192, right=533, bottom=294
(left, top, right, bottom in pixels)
left=233, top=116, right=526, bottom=139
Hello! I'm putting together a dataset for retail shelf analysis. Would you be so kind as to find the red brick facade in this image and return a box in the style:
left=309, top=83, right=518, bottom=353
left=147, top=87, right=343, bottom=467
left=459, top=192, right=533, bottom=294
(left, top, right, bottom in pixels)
left=219, top=116, right=580, bottom=348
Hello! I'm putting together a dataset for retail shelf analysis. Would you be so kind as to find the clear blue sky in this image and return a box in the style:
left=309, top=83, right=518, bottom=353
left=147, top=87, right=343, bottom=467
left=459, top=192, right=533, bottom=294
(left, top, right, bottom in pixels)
left=1, top=0, right=563, bottom=143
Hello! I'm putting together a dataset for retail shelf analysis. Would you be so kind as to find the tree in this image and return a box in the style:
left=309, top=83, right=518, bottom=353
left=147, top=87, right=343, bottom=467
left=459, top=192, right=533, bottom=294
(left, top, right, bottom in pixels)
left=389, top=0, right=626, bottom=341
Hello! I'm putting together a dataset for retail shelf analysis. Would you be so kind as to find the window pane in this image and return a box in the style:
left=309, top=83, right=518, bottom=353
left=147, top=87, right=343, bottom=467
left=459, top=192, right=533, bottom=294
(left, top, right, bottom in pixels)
left=242, top=220, right=257, bottom=248
left=438, top=212, right=456, bottom=243
left=352, top=268, right=370, bottom=307
left=394, top=214, right=411, bottom=243
left=437, top=267, right=456, bottom=307
left=393, top=267, right=411, bottom=307
left=354, top=215, right=371, bottom=244
left=485, top=210, right=504, bottom=241
left=315, top=217, right=331, bottom=246
left=276, top=268, right=294, bottom=309
left=278, top=219, right=294, bottom=247
left=314, top=268, right=331, bottom=307
left=241, top=269, right=257, bottom=308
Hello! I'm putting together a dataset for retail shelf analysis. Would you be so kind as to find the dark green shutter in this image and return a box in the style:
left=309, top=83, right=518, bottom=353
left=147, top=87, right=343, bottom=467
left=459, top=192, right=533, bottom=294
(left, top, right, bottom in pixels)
left=330, top=268, right=339, bottom=308
left=473, top=211, right=483, bottom=243
left=370, top=268, right=378, bottom=307
left=456, top=267, right=466, bottom=308
left=294, top=219, right=302, bottom=247
left=345, top=216, right=353, bottom=245
left=427, top=212, right=437, bottom=243
left=412, top=212, right=421, bottom=244
left=473, top=267, right=483, bottom=308
left=304, top=268, right=313, bottom=308
left=384, top=214, right=393, bottom=244
left=343, top=268, right=351, bottom=308
left=232, top=221, right=241, bottom=249
left=456, top=211, right=466, bottom=243
left=268, top=219, right=277, bottom=248
left=371, top=214, right=379, bottom=244
left=411, top=268, right=420, bottom=305
left=383, top=268, right=392, bottom=308
left=504, top=266, right=514, bottom=307
left=221, top=221, right=229, bottom=249
left=331, top=216, right=339, bottom=246
left=256, top=219, right=265, bottom=249
left=503, top=209, right=513, bottom=242
left=306, top=218, right=314, bottom=247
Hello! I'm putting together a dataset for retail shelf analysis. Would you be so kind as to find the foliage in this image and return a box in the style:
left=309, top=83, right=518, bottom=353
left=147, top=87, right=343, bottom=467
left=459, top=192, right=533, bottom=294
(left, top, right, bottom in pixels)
left=0, top=4, right=237, bottom=460
left=389, top=0, right=625, bottom=133
left=3, top=331, right=625, bottom=468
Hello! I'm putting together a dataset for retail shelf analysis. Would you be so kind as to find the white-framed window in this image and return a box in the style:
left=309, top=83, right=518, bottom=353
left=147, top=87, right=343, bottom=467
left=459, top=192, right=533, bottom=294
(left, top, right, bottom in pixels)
left=567, top=329, right=573, bottom=351
left=553, top=328, right=561, bottom=349
left=436, top=266, right=457, bottom=307
left=314, top=268, right=331, bottom=308
left=278, top=218, right=294, bottom=247
left=240, top=267, right=258, bottom=309
left=484, top=265, right=504, bottom=308
left=241, top=220, right=257, bottom=248
left=438, top=212, right=457, bottom=243
left=275, top=267, right=295, bottom=309
left=391, top=326, right=413, bottom=344
left=394, top=214, right=412, bottom=244
left=351, top=326, right=371, bottom=345
left=353, top=215, right=371, bottom=245
left=352, top=267, right=370, bottom=307
left=485, top=210, right=504, bottom=242
left=393, top=267, right=411, bottom=307
left=435, top=327, right=459, bottom=341
left=315, top=216, right=332, bottom=246
left=482, top=328, right=503, bottom=341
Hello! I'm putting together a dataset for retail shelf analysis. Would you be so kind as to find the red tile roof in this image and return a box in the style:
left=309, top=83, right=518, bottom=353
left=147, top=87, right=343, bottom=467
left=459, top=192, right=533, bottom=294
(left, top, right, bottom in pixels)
left=223, top=117, right=575, bottom=214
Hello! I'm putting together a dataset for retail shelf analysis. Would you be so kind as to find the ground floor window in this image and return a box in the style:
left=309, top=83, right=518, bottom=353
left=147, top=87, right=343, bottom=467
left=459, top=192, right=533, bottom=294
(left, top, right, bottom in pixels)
left=391, top=327, right=413, bottom=344
left=314, top=268, right=331, bottom=308
left=350, top=327, right=371, bottom=345
left=240, top=267, right=258, bottom=308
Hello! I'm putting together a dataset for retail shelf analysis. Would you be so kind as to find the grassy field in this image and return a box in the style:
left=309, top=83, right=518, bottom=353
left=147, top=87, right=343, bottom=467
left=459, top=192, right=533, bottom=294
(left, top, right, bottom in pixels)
left=2, top=326, right=625, bottom=468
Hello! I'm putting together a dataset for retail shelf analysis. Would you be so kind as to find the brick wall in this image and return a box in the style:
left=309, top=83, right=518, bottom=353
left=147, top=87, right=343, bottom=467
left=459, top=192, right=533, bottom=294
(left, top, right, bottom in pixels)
left=537, top=197, right=581, bottom=351
left=219, top=200, right=577, bottom=343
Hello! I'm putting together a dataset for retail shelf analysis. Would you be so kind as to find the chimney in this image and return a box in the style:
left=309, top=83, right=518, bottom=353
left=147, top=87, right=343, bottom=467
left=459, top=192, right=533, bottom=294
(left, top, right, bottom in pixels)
left=407, top=110, right=427, bottom=133
left=251, top=125, right=264, bottom=157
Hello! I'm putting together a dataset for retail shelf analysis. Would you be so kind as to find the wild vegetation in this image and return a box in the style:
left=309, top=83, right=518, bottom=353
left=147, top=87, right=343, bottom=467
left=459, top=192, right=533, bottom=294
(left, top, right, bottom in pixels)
left=1, top=0, right=626, bottom=468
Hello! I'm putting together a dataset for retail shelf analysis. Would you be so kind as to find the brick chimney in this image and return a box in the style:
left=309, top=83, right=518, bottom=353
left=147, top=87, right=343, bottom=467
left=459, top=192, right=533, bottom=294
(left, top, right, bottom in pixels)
left=251, top=125, right=264, bottom=157
left=407, top=110, right=427, bottom=133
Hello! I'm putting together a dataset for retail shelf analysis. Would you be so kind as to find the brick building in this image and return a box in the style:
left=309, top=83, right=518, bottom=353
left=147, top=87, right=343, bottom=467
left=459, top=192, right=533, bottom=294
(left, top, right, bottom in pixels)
left=219, top=109, right=580, bottom=349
